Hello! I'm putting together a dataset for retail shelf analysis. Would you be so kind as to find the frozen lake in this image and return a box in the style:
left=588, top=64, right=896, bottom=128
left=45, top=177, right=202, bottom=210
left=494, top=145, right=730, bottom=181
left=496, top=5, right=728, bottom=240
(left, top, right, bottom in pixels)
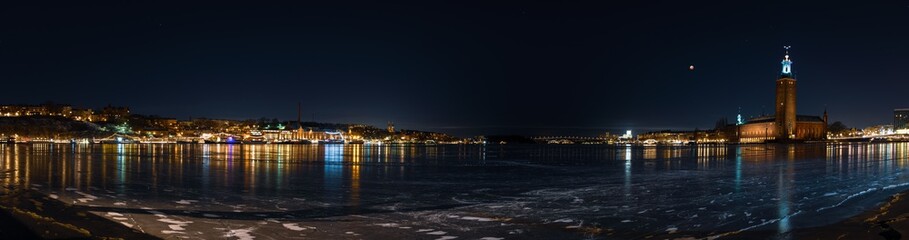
left=1, top=143, right=909, bottom=239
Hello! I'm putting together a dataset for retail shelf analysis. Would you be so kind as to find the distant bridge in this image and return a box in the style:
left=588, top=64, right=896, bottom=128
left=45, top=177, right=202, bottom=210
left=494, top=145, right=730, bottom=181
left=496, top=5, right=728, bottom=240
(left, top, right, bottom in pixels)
left=532, top=136, right=613, bottom=144
left=828, top=134, right=909, bottom=142
left=532, top=136, right=610, bottom=141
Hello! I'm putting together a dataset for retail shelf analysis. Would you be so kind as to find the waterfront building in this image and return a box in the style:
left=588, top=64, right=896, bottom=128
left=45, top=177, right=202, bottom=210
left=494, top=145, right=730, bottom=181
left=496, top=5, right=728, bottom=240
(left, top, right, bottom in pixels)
left=620, top=130, right=633, bottom=140
left=70, top=108, right=93, bottom=121
left=0, top=103, right=72, bottom=117
left=735, top=49, right=827, bottom=143
left=637, top=130, right=728, bottom=144
left=149, top=118, right=178, bottom=129
left=98, top=105, right=130, bottom=121
left=261, top=129, right=294, bottom=142
left=895, top=108, right=909, bottom=130
left=863, top=125, right=894, bottom=136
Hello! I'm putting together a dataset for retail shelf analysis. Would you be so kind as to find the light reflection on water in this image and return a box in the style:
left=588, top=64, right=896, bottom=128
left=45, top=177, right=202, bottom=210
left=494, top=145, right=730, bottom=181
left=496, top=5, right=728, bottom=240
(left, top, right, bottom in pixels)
left=1, top=143, right=909, bottom=237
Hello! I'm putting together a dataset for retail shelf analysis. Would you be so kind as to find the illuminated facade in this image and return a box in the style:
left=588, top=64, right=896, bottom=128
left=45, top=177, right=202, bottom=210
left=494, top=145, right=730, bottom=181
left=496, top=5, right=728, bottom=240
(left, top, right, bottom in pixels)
left=98, top=105, right=130, bottom=121
left=736, top=49, right=826, bottom=143
left=0, top=103, right=71, bottom=117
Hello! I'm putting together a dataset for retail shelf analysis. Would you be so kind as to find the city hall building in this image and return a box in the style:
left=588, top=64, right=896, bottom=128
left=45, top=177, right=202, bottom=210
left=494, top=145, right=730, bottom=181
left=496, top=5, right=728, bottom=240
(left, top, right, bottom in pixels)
left=733, top=50, right=827, bottom=143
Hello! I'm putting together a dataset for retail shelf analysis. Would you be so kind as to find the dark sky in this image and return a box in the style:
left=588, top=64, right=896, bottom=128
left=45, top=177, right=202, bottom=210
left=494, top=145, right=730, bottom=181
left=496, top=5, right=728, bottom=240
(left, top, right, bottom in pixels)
left=2, top=1, right=908, bottom=136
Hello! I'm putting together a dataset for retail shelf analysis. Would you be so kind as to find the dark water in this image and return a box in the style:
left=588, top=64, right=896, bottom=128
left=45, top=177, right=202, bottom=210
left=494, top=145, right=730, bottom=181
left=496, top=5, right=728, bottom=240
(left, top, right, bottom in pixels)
left=1, top=143, right=908, bottom=239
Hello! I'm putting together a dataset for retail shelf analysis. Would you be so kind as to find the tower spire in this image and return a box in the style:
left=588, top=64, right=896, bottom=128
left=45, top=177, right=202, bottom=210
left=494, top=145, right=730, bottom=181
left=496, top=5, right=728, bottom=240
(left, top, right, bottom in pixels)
left=781, top=46, right=793, bottom=78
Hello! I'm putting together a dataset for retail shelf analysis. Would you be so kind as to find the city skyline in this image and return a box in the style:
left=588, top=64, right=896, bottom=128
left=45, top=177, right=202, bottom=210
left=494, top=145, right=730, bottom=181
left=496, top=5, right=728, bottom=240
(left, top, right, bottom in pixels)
left=2, top=2, right=908, bottom=136
left=0, top=48, right=898, bottom=138
left=5, top=2, right=909, bottom=239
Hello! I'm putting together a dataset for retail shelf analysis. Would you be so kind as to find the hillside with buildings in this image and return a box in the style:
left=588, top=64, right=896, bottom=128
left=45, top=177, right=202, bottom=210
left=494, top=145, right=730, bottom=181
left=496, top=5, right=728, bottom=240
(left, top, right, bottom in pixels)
left=0, top=102, right=460, bottom=144
left=0, top=116, right=107, bottom=139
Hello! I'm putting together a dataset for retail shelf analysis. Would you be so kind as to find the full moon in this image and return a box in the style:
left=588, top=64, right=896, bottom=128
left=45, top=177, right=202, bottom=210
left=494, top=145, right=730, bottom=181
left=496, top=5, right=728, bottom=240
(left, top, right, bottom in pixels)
left=689, top=65, right=695, bottom=70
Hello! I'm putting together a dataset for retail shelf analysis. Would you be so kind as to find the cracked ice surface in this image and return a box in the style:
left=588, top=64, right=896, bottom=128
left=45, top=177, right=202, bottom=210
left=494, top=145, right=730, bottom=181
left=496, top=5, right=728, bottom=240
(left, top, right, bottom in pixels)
left=3, top=143, right=909, bottom=239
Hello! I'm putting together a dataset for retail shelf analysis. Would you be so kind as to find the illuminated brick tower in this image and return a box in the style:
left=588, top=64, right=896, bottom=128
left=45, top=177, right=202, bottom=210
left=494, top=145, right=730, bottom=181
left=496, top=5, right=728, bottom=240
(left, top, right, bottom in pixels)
left=775, top=47, right=796, bottom=140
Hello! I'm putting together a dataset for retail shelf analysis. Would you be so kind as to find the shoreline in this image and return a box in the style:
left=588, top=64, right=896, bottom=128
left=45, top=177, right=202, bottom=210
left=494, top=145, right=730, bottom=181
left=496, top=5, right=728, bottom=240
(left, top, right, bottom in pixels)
left=724, top=191, right=909, bottom=240
left=786, top=191, right=909, bottom=239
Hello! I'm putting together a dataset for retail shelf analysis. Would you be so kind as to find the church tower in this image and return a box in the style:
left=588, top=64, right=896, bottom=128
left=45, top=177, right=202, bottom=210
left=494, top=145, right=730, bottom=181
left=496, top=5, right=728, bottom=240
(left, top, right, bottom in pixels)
left=775, top=47, right=797, bottom=140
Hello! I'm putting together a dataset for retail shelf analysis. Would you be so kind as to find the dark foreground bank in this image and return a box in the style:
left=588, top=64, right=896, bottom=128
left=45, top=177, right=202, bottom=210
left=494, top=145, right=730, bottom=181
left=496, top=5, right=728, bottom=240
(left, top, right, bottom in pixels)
left=786, top=191, right=909, bottom=240
left=0, top=187, right=158, bottom=240
left=722, top=191, right=909, bottom=240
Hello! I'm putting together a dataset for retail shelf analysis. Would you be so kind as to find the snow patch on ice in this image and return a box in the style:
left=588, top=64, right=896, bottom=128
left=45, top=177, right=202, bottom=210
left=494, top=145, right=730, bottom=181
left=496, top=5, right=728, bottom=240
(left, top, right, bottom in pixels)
left=883, top=182, right=909, bottom=190
left=74, top=191, right=98, bottom=202
left=436, top=236, right=458, bottom=240
left=426, top=231, right=447, bottom=235
left=74, top=191, right=97, bottom=198
left=147, top=210, right=167, bottom=218
left=479, top=238, right=504, bottom=240
left=48, top=194, right=58, bottom=199
left=158, top=219, right=193, bottom=225
left=225, top=228, right=256, bottom=240
left=817, top=187, right=878, bottom=212
left=176, top=199, right=198, bottom=205
left=706, top=210, right=803, bottom=240
left=461, top=216, right=494, bottom=222
left=282, top=223, right=312, bottom=231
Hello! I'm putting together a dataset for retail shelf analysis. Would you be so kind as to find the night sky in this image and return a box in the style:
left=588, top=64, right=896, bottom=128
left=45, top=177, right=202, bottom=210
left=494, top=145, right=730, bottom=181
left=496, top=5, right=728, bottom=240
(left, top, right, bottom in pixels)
left=2, top=1, right=908, bottom=136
